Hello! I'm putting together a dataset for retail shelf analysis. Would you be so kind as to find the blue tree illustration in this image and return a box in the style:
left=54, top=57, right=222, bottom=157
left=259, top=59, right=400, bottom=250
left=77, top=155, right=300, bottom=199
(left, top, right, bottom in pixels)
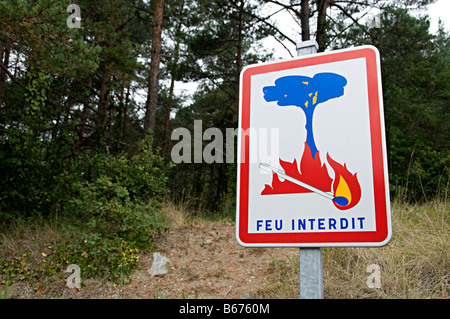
left=263, top=72, right=347, bottom=158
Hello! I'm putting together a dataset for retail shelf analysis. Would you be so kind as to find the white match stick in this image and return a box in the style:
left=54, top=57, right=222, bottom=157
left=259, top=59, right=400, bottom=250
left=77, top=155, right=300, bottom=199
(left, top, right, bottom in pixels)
left=259, top=162, right=334, bottom=200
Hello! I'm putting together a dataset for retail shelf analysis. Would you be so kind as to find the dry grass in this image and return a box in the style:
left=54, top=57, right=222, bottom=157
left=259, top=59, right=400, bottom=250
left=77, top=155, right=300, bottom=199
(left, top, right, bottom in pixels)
left=255, top=199, right=449, bottom=299
left=160, top=198, right=194, bottom=228
left=160, top=196, right=234, bottom=228
left=0, top=217, right=68, bottom=298
left=1, top=199, right=448, bottom=299
left=0, top=217, right=63, bottom=262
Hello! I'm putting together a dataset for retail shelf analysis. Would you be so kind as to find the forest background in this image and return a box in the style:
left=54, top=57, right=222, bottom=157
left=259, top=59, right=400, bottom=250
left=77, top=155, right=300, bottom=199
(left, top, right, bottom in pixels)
left=0, top=0, right=448, bottom=287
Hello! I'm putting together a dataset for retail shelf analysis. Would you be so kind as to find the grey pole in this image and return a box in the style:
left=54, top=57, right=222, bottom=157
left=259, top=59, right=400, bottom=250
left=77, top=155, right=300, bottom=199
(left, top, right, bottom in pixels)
left=299, top=247, right=323, bottom=299
left=296, top=38, right=324, bottom=299
left=297, top=39, right=319, bottom=56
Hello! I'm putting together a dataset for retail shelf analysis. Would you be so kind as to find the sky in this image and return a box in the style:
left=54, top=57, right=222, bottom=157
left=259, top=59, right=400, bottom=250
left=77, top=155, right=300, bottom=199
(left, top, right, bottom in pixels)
left=427, top=0, right=450, bottom=33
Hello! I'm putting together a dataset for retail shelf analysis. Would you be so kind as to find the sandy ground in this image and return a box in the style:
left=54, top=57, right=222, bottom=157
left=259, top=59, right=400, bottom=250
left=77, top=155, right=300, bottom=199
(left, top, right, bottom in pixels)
left=8, top=223, right=299, bottom=299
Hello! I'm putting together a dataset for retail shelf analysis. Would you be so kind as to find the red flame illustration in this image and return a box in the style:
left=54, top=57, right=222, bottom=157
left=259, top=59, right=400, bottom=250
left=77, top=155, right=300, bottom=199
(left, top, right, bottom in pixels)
left=326, top=154, right=361, bottom=210
left=262, top=143, right=332, bottom=195
left=261, top=144, right=361, bottom=211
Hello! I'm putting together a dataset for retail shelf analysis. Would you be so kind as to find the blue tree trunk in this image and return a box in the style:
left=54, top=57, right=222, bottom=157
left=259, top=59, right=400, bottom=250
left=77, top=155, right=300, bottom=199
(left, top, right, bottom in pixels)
left=304, top=109, right=318, bottom=158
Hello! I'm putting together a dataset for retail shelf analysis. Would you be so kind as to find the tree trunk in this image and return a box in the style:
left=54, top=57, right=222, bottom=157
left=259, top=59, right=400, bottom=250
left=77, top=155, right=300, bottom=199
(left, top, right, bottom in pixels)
left=164, top=70, right=176, bottom=151
left=91, top=71, right=110, bottom=156
left=64, top=95, right=73, bottom=124
left=163, top=0, right=184, bottom=151
left=77, top=76, right=91, bottom=152
left=316, top=0, right=328, bottom=50
left=300, top=0, right=310, bottom=41
left=0, top=46, right=10, bottom=120
left=121, top=83, right=130, bottom=145
left=144, top=0, right=165, bottom=139
left=96, top=74, right=110, bottom=133
left=232, top=0, right=244, bottom=124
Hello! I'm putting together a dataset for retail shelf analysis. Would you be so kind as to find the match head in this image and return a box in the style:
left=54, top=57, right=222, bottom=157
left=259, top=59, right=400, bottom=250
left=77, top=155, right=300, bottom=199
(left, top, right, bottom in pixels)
left=332, top=196, right=349, bottom=207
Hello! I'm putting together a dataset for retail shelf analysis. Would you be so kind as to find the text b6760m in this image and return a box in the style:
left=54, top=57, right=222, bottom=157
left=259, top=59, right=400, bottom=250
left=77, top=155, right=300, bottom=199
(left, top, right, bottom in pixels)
left=223, top=303, right=269, bottom=314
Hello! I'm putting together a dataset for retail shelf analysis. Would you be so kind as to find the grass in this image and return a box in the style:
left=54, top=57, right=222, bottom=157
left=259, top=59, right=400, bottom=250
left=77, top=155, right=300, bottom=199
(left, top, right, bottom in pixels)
left=0, top=216, right=67, bottom=293
left=0, top=199, right=448, bottom=299
left=255, top=199, right=449, bottom=299
left=159, top=195, right=235, bottom=228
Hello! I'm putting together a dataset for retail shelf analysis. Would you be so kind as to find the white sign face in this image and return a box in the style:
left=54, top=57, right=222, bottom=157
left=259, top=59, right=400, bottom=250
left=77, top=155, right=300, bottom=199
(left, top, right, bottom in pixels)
left=236, top=46, right=392, bottom=247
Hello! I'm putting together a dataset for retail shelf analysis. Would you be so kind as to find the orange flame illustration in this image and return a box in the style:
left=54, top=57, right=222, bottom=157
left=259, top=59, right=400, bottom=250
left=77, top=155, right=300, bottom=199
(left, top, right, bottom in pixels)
left=326, top=154, right=361, bottom=210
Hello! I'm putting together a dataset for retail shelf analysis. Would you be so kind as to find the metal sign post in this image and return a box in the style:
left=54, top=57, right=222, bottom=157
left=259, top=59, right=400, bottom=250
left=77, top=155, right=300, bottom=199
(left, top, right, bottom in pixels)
left=299, top=248, right=323, bottom=298
left=297, top=39, right=323, bottom=299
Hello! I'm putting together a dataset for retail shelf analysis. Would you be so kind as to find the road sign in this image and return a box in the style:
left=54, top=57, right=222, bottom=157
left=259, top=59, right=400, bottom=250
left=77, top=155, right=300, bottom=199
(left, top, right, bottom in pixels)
left=236, top=45, right=391, bottom=247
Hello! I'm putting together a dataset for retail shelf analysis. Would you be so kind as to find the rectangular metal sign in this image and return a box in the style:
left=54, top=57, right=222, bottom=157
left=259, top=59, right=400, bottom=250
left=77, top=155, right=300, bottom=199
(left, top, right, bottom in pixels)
left=236, top=45, right=392, bottom=247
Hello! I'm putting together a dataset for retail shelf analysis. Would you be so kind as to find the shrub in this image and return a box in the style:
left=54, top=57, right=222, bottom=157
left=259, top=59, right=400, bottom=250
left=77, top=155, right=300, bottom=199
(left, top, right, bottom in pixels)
left=51, top=137, right=170, bottom=282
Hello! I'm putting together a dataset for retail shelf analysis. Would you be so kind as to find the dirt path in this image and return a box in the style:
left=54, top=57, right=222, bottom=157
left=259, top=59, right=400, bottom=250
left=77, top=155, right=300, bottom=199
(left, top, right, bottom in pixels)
left=122, top=223, right=298, bottom=299
left=12, top=223, right=296, bottom=299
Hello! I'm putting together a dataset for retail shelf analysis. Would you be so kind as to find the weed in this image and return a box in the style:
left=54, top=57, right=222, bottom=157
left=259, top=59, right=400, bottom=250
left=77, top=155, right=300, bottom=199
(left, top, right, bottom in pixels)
left=0, top=281, right=9, bottom=299
left=155, top=285, right=164, bottom=299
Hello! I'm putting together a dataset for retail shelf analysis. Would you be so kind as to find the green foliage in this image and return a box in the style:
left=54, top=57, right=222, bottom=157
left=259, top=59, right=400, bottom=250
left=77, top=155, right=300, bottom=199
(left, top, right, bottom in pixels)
left=0, top=0, right=171, bottom=281
left=336, top=7, right=450, bottom=201
left=0, top=249, right=60, bottom=286
left=0, top=127, right=58, bottom=219
left=0, top=135, right=171, bottom=282
left=53, top=230, right=143, bottom=282
left=0, top=0, right=101, bottom=77
left=99, top=138, right=171, bottom=202
left=52, top=137, right=170, bottom=281
left=0, top=253, right=32, bottom=284
left=55, top=194, right=167, bottom=281
left=24, top=69, right=51, bottom=114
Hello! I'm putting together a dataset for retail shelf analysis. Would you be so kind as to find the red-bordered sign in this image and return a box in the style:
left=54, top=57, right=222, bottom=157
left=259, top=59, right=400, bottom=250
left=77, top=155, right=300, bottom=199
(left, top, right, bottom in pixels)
left=236, top=45, right=391, bottom=247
